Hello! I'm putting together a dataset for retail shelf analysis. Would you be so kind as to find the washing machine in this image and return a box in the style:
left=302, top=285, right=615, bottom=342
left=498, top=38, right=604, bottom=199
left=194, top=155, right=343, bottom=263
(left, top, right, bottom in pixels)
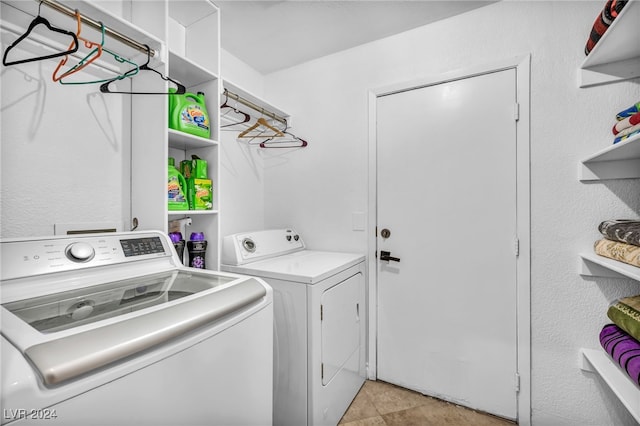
left=221, top=228, right=366, bottom=426
left=1, top=231, right=273, bottom=426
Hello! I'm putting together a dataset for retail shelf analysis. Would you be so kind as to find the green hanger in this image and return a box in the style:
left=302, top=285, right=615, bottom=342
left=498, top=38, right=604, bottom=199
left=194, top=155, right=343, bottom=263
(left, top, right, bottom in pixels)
left=59, top=22, right=139, bottom=85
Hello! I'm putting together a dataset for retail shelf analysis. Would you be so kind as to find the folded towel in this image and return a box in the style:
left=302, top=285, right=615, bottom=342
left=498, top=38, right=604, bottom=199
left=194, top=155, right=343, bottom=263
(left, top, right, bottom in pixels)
left=599, top=220, right=640, bottom=247
left=608, top=295, right=640, bottom=341
left=599, top=324, right=640, bottom=386
left=616, top=102, right=640, bottom=121
left=614, top=128, right=640, bottom=144
left=594, top=239, right=640, bottom=268
left=585, top=0, right=629, bottom=55
left=613, top=111, right=640, bottom=135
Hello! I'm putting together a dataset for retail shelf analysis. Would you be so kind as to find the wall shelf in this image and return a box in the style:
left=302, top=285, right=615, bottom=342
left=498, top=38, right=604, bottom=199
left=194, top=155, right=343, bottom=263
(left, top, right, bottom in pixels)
left=169, top=129, right=218, bottom=150
left=168, top=210, right=219, bottom=216
left=169, top=51, right=218, bottom=88
left=580, top=348, right=640, bottom=423
left=579, top=252, right=640, bottom=281
left=222, top=79, right=290, bottom=124
left=578, top=133, right=640, bottom=181
left=578, top=0, right=640, bottom=88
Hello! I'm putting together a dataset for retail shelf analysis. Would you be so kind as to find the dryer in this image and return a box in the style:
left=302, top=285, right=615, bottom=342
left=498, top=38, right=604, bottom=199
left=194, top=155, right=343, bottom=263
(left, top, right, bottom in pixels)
left=222, top=229, right=366, bottom=426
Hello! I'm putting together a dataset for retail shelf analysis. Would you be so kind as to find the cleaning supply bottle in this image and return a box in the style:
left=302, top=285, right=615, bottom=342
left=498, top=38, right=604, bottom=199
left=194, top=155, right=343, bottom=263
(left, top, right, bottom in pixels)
left=169, top=91, right=211, bottom=139
left=187, top=232, right=207, bottom=269
left=169, top=231, right=185, bottom=264
left=187, top=155, right=213, bottom=210
left=167, top=157, right=189, bottom=211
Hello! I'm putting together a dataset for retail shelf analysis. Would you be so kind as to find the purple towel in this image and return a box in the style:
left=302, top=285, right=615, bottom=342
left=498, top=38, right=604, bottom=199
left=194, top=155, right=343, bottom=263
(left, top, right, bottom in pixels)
left=600, top=324, right=640, bottom=386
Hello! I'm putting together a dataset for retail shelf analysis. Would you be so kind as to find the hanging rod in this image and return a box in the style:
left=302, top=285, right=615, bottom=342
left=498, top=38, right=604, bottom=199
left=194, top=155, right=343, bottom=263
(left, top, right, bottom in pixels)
left=224, top=88, right=287, bottom=125
left=38, top=0, right=156, bottom=57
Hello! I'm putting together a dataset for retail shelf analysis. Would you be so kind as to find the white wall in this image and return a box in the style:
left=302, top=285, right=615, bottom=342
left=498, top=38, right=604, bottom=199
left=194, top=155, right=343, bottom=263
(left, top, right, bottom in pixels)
left=254, top=1, right=640, bottom=425
left=219, top=49, right=267, bottom=238
left=1, top=43, right=130, bottom=238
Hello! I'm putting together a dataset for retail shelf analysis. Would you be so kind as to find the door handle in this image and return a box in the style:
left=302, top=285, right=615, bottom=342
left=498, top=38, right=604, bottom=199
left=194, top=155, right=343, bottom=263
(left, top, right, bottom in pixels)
left=380, top=250, right=400, bottom=262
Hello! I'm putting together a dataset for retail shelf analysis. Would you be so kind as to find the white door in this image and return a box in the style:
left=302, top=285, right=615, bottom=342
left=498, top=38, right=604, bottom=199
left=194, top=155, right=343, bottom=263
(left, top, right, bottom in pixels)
left=376, top=69, right=518, bottom=420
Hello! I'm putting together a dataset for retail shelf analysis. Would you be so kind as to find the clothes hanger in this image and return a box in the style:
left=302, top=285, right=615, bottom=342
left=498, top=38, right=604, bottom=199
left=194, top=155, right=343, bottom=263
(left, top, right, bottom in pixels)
left=59, top=22, right=140, bottom=85
left=259, top=128, right=308, bottom=149
left=99, top=44, right=186, bottom=95
left=220, top=90, right=250, bottom=128
left=52, top=10, right=103, bottom=82
left=2, top=1, right=79, bottom=66
left=237, top=117, right=285, bottom=139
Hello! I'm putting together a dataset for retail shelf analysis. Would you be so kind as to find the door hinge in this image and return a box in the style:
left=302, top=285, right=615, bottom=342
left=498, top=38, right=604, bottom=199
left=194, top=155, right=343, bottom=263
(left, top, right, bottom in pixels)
left=320, top=305, right=323, bottom=321
left=514, top=238, right=520, bottom=257
left=514, top=103, right=520, bottom=121
left=515, top=372, right=520, bottom=393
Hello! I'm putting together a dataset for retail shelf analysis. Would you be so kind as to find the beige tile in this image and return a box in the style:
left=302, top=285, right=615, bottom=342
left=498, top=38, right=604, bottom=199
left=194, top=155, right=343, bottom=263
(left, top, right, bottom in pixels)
left=340, top=416, right=387, bottom=426
left=339, top=385, right=380, bottom=424
left=343, top=380, right=515, bottom=426
left=456, top=406, right=516, bottom=426
left=361, top=380, right=430, bottom=415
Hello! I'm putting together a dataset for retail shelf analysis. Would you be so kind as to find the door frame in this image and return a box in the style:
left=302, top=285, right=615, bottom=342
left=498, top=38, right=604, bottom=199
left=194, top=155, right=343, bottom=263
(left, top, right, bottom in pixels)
left=366, top=55, right=531, bottom=425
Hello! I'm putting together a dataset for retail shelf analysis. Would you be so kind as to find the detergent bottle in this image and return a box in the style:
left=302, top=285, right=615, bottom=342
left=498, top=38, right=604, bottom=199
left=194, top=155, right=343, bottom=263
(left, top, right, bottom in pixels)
left=167, top=157, right=189, bottom=211
left=169, top=91, right=211, bottom=139
left=187, top=155, right=213, bottom=210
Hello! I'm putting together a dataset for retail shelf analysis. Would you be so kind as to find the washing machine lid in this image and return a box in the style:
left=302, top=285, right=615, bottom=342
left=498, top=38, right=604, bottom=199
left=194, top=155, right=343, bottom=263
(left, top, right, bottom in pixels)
left=222, top=250, right=364, bottom=284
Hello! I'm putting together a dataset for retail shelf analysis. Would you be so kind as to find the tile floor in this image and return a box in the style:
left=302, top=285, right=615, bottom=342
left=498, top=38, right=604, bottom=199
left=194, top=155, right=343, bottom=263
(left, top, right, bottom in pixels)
left=339, top=380, right=516, bottom=426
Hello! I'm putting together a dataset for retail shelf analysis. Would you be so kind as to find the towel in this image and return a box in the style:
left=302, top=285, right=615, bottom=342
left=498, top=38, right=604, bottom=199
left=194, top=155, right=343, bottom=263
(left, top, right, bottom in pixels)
left=616, top=102, right=640, bottom=121
left=614, top=128, right=640, bottom=144
left=599, top=220, right=640, bottom=247
left=594, top=239, right=640, bottom=268
left=613, top=111, right=640, bottom=135
left=585, top=0, right=629, bottom=55
left=608, top=295, right=640, bottom=342
left=599, top=324, right=640, bottom=386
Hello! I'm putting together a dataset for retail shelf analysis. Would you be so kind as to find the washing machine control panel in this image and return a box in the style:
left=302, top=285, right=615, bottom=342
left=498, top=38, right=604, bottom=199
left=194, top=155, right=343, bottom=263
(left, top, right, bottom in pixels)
left=222, top=229, right=305, bottom=265
left=1, top=232, right=173, bottom=281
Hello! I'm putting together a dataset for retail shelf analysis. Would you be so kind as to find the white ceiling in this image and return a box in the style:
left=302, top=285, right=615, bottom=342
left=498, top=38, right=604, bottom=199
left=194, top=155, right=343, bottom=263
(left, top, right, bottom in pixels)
left=216, top=1, right=496, bottom=74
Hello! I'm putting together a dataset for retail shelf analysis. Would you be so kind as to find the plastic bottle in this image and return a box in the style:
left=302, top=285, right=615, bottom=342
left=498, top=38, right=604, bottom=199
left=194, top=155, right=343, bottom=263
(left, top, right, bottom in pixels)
left=169, top=232, right=185, bottom=264
left=169, top=91, right=211, bottom=139
left=188, top=155, right=213, bottom=210
left=167, top=157, right=189, bottom=211
left=187, top=232, right=207, bottom=269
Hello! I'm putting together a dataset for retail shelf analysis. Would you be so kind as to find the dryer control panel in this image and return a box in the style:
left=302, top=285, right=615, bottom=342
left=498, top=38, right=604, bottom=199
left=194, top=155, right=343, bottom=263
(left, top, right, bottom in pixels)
left=222, top=229, right=305, bottom=265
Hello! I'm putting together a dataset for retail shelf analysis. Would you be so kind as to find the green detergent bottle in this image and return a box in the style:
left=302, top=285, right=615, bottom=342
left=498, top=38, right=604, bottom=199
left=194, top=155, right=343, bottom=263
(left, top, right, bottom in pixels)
left=169, top=91, right=211, bottom=139
left=168, top=157, right=189, bottom=211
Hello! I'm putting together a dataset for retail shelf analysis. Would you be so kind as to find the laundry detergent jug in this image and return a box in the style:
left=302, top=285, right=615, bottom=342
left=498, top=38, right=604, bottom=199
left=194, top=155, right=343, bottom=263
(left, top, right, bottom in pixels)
left=169, top=91, right=211, bottom=139
left=168, top=157, right=189, bottom=211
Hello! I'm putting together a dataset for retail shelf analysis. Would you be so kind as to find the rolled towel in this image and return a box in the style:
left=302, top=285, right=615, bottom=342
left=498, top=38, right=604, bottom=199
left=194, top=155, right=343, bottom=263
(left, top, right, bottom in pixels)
left=614, top=128, right=640, bottom=144
left=594, top=239, right=640, bottom=268
left=599, top=324, right=640, bottom=386
left=607, top=294, right=640, bottom=341
left=599, top=219, right=640, bottom=247
left=613, top=111, right=640, bottom=135
left=616, top=101, right=640, bottom=121
left=585, top=0, right=629, bottom=55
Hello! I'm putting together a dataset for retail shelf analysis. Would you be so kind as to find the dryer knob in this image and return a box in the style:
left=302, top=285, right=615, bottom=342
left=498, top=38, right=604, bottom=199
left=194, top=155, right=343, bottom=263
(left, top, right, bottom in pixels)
left=66, top=242, right=95, bottom=262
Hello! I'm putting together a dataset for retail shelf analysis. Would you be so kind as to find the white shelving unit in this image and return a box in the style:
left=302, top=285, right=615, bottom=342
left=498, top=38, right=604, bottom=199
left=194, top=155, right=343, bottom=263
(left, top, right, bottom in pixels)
left=579, top=133, right=640, bottom=181
left=576, top=0, right=640, bottom=418
left=166, top=0, right=221, bottom=269
left=580, top=349, right=640, bottom=423
left=125, top=0, right=220, bottom=270
left=579, top=252, right=640, bottom=281
left=578, top=0, right=640, bottom=88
